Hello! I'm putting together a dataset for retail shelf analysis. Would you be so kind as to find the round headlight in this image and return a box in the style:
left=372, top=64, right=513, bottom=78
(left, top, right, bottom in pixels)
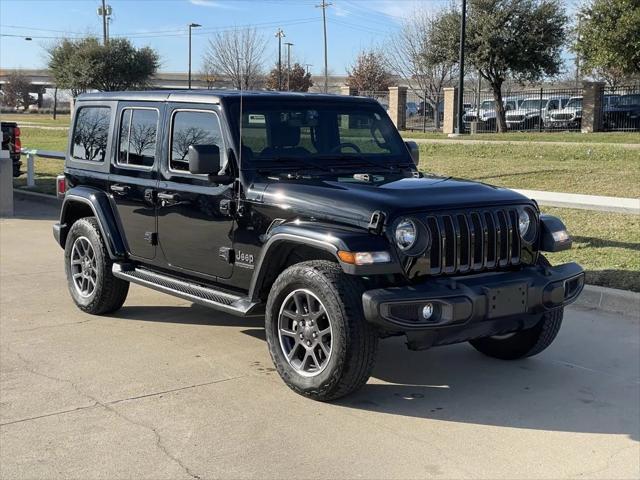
left=518, top=208, right=537, bottom=243
left=395, top=219, right=417, bottom=251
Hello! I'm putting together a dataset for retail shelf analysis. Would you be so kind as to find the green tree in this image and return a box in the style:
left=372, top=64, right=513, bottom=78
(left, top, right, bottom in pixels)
left=574, top=0, right=640, bottom=88
left=346, top=49, right=394, bottom=93
left=266, top=62, right=313, bottom=92
left=48, top=37, right=159, bottom=96
left=462, top=0, right=567, bottom=132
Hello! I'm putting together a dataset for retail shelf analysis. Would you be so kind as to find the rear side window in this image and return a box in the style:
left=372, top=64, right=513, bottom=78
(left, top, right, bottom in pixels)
left=170, top=110, right=223, bottom=172
left=118, top=108, right=158, bottom=168
left=72, top=107, right=110, bottom=162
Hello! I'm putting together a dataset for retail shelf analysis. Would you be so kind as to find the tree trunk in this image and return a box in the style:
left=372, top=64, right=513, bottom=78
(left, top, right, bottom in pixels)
left=491, top=81, right=506, bottom=133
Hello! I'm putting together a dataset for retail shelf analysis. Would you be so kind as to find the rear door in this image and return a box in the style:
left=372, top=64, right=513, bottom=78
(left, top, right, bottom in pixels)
left=109, top=103, right=162, bottom=260
left=156, top=105, right=235, bottom=279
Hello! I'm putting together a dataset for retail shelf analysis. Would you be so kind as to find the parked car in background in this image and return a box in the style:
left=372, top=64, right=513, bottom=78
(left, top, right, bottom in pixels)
left=406, top=102, right=418, bottom=117
left=603, top=94, right=640, bottom=130
left=547, top=96, right=582, bottom=130
left=463, top=97, right=522, bottom=131
left=1, top=121, right=22, bottom=176
left=506, top=96, right=570, bottom=130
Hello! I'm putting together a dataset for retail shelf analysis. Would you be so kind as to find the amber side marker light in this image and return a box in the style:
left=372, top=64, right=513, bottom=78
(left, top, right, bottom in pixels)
left=338, top=251, right=391, bottom=265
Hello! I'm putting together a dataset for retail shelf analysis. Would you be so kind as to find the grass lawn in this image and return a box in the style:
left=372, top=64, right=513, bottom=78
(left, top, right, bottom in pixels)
left=2, top=113, right=71, bottom=127
left=542, top=207, right=640, bottom=292
left=403, top=131, right=640, bottom=144
left=419, top=142, right=640, bottom=198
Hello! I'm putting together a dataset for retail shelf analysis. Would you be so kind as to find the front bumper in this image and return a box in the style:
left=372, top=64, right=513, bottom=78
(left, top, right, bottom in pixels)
left=362, top=262, right=584, bottom=350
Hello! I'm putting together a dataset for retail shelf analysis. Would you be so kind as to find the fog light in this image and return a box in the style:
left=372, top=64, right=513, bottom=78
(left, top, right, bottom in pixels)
left=422, top=303, right=434, bottom=320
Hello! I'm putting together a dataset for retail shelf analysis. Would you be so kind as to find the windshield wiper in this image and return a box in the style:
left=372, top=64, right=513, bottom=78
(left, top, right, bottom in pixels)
left=317, top=154, right=409, bottom=172
left=261, top=156, right=333, bottom=172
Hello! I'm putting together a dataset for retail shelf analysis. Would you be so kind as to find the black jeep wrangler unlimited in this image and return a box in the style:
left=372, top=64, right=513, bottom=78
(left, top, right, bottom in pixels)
left=53, top=90, right=584, bottom=401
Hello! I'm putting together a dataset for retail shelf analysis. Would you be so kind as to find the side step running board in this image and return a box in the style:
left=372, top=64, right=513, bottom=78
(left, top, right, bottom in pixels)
left=112, top=263, right=262, bottom=317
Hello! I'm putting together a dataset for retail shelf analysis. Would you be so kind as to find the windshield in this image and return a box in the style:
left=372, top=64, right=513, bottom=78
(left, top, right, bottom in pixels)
left=520, top=99, right=545, bottom=110
left=226, top=99, right=408, bottom=169
left=480, top=100, right=495, bottom=110
left=565, top=98, right=582, bottom=109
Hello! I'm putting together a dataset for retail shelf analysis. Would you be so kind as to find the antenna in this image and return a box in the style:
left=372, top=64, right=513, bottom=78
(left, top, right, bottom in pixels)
left=238, top=56, right=244, bottom=173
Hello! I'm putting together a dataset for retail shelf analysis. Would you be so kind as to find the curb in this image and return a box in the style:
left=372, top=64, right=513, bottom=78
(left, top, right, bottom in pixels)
left=574, top=285, right=639, bottom=317
left=13, top=189, right=61, bottom=206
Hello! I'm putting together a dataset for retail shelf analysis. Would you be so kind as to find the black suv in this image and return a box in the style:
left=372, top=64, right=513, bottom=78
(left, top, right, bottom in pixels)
left=53, top=91, right=584, bottom=401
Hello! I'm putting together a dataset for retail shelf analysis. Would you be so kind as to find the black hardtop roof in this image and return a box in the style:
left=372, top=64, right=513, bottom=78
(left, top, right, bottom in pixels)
left=76, top=89, right=379, bottom=104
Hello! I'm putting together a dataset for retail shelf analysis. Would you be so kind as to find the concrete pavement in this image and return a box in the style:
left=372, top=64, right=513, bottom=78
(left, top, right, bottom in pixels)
left=1, top=198, right=639, bottom=479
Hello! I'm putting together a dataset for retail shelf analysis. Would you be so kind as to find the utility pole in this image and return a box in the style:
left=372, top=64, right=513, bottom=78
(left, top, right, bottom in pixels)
left=98, top=0, right=111, bottom=45
left=315, top=0, right=331, bottom=93
left=188, top=23, right=201, bottom=90
left=305, top=63, right=313, bottom=75
left=456, top=0, right=467, bottom=134
left=285, top=42, right=293, bottom=91
left=275, top=28, right=286, bottom=91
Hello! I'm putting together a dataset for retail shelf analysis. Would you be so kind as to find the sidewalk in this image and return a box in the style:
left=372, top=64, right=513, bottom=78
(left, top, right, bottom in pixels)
left=513, top=189, right=640, bottom=214
left=404, top=137, right=640, bottom=149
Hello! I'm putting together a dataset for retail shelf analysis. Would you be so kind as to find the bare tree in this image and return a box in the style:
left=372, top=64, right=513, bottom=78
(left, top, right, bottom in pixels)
left=386, top=9, right=458, bottom=129
left=203, top=28, right=268, bottom=90
left=346, top=49, right=394, bottom=93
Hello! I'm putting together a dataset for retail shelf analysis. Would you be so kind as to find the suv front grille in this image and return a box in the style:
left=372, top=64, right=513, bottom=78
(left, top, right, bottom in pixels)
left=422, top=209, right=522, bottom=275
left=506, top=114, right=525, bottom=122
left=551, top=113, right=573, bottom=121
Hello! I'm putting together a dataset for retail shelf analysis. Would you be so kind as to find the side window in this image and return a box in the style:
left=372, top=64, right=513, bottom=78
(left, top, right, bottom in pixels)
left=72, top=106, right=110, bottom=162
left=117, top=108, right=158, bottom=168
left=170, top=110, right=223, bottom=172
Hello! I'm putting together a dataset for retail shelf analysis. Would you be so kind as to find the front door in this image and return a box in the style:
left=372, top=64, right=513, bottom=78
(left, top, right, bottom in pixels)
left=110, top=104, right=161, bottom=260
left=156, top=106, right=235, bottom=279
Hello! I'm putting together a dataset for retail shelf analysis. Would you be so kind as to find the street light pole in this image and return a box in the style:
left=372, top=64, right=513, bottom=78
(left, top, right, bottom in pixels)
left=188, top=23, right=201, bottom=90
left=456, top=0, right=467, bottom=134
left=275, top=28, right=285, bottom=91
left=285, top=42, right=293, bottom=91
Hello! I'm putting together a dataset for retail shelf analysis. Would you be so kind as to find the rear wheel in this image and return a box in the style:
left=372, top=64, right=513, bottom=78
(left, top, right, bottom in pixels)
left=469, top=255, right=563, bottom=360
left=64, top=217, right=129, bottom=315
left=265, top=260, right=378, bottom=401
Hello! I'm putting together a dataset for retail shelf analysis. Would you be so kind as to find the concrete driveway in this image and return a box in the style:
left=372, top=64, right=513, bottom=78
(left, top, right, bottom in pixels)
left=1, top=198, right=639, bottom=479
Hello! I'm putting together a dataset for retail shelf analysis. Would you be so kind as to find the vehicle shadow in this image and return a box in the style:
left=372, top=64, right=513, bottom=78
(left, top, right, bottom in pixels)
left=336, top=336, right=639, bottom=441
left=572, top=235, right=640, bottom=251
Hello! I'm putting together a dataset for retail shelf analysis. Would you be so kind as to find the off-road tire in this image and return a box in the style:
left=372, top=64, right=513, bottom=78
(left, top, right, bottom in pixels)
left=265, top=260, right=378, bottom=401
left=469, top=255, right=563, bottom=360
left=64, top=217, right=129, bottom=314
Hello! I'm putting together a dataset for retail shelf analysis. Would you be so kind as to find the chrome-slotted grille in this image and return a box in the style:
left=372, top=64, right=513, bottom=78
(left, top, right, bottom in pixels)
left=423, top=208, right=522, bottom=275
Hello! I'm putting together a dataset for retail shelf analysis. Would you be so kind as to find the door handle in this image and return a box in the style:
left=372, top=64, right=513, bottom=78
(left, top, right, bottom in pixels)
left=110, top=184, right=130, bottom=194
left=157, top=192, right=179, bottom=201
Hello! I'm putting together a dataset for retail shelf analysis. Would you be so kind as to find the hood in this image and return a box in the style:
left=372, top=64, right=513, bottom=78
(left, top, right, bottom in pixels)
left=507, top=108, right=539, bottom=117
left=249, top=176, right=531, bottom=228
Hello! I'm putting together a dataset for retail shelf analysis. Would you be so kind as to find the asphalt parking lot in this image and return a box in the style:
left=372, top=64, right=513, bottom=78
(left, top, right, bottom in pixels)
left=1, top=198, right=639, bottom=480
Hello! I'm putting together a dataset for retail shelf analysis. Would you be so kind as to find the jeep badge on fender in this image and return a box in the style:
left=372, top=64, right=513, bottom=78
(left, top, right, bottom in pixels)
left=53, top=90, right=584, bottom=401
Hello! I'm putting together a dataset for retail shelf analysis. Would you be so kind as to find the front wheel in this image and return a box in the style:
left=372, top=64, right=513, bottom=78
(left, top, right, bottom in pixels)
left=469, top=255, right=563, bottom=360
left=265, top=261, right=378, bottom=401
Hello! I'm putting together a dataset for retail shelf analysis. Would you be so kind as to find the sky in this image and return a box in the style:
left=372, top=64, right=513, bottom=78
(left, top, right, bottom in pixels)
left=0, top=0, right=449, bottom=76
left=0, top=0, right=580, bottom=76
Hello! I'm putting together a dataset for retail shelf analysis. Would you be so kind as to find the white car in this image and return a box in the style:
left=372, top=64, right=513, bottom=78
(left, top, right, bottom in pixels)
left=462, top=97, right=522, bottom=131
left=547, top=96, right=582, bottom=129
left=506, top=96, right=570, bottom=130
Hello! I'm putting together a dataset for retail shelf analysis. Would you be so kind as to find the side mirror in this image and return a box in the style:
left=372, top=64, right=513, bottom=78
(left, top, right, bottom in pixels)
left=405, top=141, right=419, bottom=166
left=188, top=144, right=221, bottom=175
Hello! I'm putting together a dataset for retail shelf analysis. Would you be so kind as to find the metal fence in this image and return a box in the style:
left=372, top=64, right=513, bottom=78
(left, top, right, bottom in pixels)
left=460, top=87, right=583, bottom=133
left=601, top=85, right=640, bottom=132
left=405, top=90, right=445, bottom=132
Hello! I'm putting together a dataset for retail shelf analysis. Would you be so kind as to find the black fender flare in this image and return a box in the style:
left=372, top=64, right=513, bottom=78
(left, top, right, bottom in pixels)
left=57, top=186, right=127, bottom=258
left=248, top=221, right=403, bottom=302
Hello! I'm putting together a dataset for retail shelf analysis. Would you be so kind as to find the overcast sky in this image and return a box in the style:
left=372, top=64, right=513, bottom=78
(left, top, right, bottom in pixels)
left=0, top=0, right=579, bottom=75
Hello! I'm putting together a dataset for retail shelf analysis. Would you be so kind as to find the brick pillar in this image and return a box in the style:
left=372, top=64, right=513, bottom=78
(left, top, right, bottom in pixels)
left=581, top=81, right=605, bottom=133
left=340, top=85, right=357, bottom=96
left=442, top=87, right=458, bottom=135
left=388, top=86, right=407, bottom=130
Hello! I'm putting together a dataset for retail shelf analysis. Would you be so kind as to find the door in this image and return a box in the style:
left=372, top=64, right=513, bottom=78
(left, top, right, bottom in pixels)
left=110, top=105, right=160, bottom=260
left=156, top=107, right=235, bottom=279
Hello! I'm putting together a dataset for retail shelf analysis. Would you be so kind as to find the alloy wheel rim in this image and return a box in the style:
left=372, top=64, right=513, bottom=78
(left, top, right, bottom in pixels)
left=70, top=236, right=97, bottom=298
left=277, top=289, right=333, bottom=377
